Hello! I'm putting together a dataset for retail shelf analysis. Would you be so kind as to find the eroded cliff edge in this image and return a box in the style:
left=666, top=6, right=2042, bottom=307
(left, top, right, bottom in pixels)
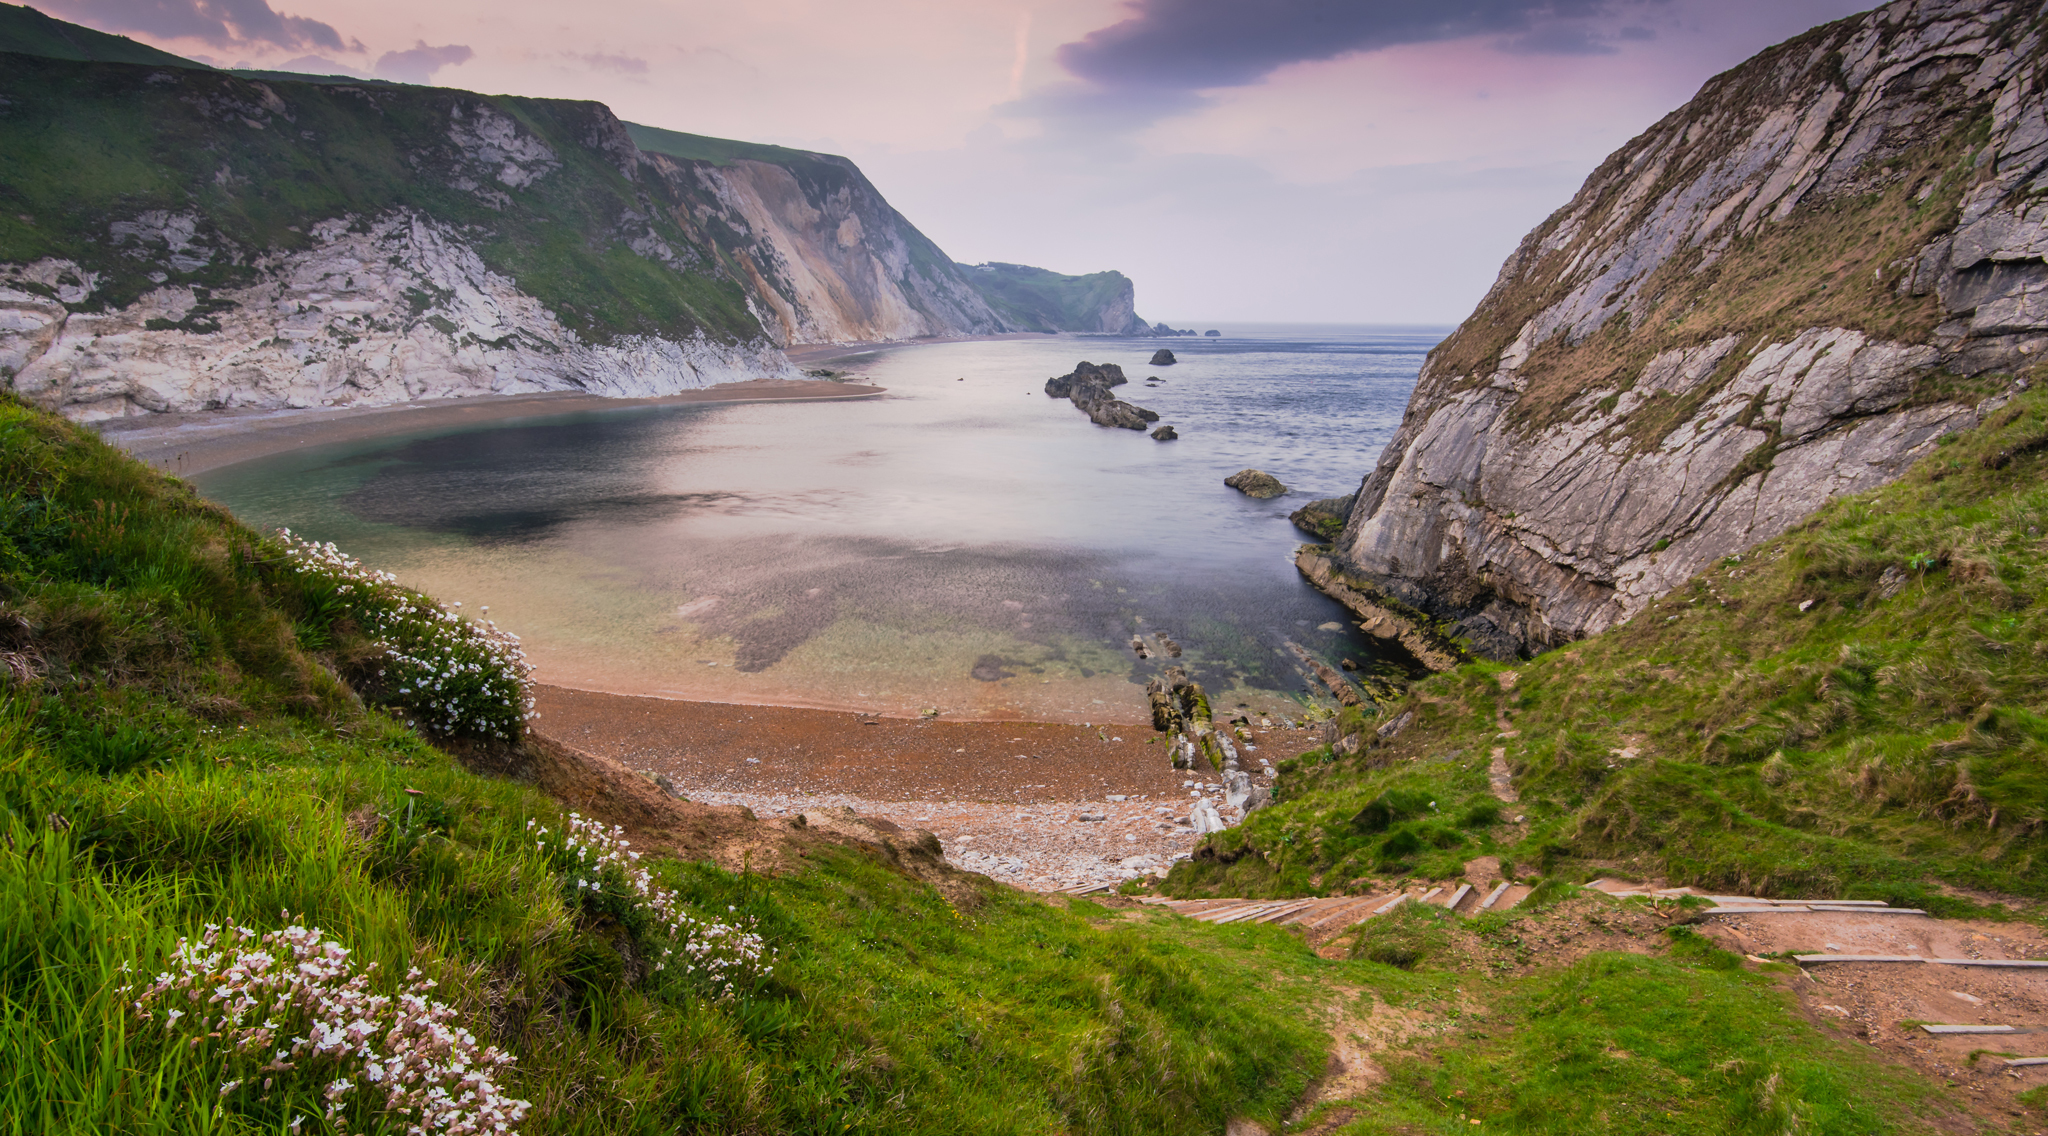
left=1316, top=0, right=2048, bottom=664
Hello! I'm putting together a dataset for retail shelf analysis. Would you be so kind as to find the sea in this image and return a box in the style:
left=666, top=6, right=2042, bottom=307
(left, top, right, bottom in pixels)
left=195, top=324, right=1443, bottom=724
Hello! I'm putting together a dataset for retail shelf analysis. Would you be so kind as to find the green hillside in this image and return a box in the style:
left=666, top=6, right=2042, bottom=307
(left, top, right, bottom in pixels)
left=963, top=262, right=1140, bottom=334
left=0, top=51, right=761, bottom=345
left=1170, top=383, right=2048, bottom=914
left=0, top=3, right=205, bottom=67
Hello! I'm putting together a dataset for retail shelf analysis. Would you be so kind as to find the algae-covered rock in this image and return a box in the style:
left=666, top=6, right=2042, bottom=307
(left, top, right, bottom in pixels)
left=1289, top=494, right=1354, bottom=540
left=1224, top=469, right=1287, bottom=498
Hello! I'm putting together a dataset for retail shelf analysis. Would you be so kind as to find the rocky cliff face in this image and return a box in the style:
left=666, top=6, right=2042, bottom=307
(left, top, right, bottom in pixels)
left=0, top=34, right=1154, bottom=422
left=1319, top=0, right=2048, bottom=663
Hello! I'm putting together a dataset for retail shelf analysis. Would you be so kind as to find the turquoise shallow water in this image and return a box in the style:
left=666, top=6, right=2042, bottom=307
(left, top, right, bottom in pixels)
left=195, top=324, right=1441, bottom=722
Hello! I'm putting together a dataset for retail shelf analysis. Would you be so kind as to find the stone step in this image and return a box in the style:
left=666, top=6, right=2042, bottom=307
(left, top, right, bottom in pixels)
left=1476, top=881, right=1513, bottom=912
left=1921, top=1024, right=2018, bottom=1035
left=2009, top=1057, right=2048, bottom=1068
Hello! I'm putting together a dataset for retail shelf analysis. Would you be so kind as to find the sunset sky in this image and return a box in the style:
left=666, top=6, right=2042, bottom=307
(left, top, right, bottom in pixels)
left=45, top=0, right=1876, bottom=323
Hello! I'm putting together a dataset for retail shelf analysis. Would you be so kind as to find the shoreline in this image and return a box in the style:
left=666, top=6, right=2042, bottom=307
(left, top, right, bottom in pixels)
left=785, top=331, right=1061, bottom=367
left=534, top=685, right=1310, bottom=890
left=93, top=378, right=886, bottom=478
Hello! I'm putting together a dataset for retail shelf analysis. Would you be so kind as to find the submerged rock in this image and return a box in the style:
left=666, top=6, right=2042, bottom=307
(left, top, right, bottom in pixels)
left=1151, top=424, right=1178, bottom=441
left=1224, top=469, right=1287, bottom=498
left=1149, top=349, right=1177, bottom=365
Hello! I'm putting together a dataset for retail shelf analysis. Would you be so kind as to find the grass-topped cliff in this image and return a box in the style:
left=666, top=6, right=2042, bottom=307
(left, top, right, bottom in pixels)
left=1174, top=380, right=2048, bottom=914
left=0, top=50, right=758, bottom=346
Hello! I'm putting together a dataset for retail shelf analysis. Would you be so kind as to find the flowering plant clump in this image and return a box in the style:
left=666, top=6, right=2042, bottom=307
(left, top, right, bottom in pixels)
left=275, top=529, right=534, bottom=740
left=124, top=918, right=531, bottom=1135
left=532, top=813, right=774, bottom=998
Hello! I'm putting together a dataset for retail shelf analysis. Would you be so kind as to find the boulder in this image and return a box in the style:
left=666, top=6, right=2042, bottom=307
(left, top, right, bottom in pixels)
left=1224, top=469, right=1287, bottom=498
left=1151, top=424, right=1178, bottom=441
left=1288, top=494, right=1354, bottom=541
left=1043, top=360, right=1127, bottom=399
left=1149, top=349, right=1177, bottom=365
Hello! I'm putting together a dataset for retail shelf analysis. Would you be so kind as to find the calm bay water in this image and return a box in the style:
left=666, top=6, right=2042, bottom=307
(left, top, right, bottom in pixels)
left=196, top=324, right=1440, bottom=723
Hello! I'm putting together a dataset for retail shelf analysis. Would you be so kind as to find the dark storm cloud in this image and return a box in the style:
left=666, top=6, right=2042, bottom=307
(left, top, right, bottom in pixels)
left=1058, top=0, right=1666, bottom=89
left=42, top=0, right=354, bottom=51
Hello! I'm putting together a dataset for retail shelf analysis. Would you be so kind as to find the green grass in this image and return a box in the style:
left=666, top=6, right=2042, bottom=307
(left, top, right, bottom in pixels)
left=624, top=121, right=825, bottom=169
left=1337, top=929, right=1949, bottom=1134
left=0, top=393, right=1340, bottom=1132
left=0, top=3, right=207, bottom=68
left=0, top=390, right=1979, bottom=1133
left=1173, top=383, right=2048, bottom=912
left=960, top=262, right=1141, bottom=334
left=0, top=52, right=763, bottom=345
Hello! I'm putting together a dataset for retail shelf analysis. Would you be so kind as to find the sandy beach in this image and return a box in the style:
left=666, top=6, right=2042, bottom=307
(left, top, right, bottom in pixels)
left=534, top=685, right=1318, bottom=890
left=100, top=343, right=1313, bottom=890
left=93, top=378, right=886, bottom=478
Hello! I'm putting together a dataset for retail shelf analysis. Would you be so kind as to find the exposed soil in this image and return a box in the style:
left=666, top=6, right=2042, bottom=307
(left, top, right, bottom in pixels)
left=1697, top=908, right=2048, bottom=1129
left=532, top=685, right=1328, bottom=891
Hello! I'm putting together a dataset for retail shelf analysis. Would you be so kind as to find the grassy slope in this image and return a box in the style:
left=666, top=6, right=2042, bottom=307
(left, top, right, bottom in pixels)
left=0, top=395, right=1989, bottom=1131
left=1171, top=383, right=2048, bottom=913
left=0, top=394, right=1334, bottom=1133
left=0, top=3, right=206, bottom=67
left=0, top=52, right=760, bottom=345
left=960, top=262, right=1138, bottom=334
left=624, top=121, right=824, bottom=169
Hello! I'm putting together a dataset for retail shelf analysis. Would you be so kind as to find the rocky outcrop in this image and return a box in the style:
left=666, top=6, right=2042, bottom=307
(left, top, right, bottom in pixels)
left=1150, top=349, right=1177, bottom=365
left=1151, top=424, right=1178, bottom=441
left=0, top=216, right=796, bottom=420
left=1045, top=360, right=1161, bottom=430
left=1224, top=469, right=1287, bottom=499
left=1289, top=494, right=1355, bottom=540
left=1321, top=0, right=2047, bottom=663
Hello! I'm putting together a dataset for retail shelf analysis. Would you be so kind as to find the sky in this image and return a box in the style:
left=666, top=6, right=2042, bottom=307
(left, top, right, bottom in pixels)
left=42, top=0, right=1878, bottom=324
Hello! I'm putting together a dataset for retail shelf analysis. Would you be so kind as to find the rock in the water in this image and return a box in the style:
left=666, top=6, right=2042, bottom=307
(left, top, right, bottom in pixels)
left=1151, top=424, right=1178, bottom=441
left=1224, top=469, right=1287, bottom=498
left=1046, top=360, right=1159, bottom=430
left=1203, top=330, right=1220, bottom=337
left=1043, top=360, right=1126, bottom=399
left=1288, top=494, right=1355, bottom=541
left=1149, top=349, right=1177, bottom=365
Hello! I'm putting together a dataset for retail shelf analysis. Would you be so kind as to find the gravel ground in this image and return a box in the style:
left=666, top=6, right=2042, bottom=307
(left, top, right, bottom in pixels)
left=533, top=685, right=1313, bottom=890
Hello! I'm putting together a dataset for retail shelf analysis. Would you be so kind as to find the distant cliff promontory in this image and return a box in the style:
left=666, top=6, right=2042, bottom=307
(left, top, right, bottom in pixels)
left=1314, top=0, right=2048, bottom=663
left=0, top=7, right=1161, bottom=420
